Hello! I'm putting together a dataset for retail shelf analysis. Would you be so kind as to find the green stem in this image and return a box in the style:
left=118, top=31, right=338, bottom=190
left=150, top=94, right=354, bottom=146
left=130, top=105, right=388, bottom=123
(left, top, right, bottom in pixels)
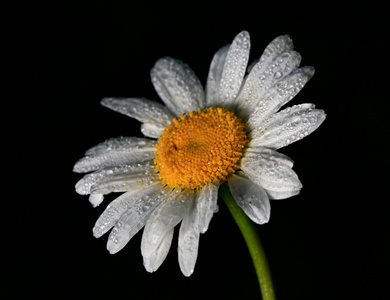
left=219, top=183, right=276, bottom=300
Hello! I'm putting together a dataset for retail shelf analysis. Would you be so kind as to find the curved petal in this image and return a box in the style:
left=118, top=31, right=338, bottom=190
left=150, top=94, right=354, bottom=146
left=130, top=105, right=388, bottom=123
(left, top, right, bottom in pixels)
left=151, top=57, right=205, bottom=117
left=205, top=45, right=229, bottom=106
left=245, top=146, right=294, bottom=168
left=143, top=229, right=174, bottom=273
left=75, top=161, right=156, bottom=195
left=106, top=186, right=172, bottom=254
left=92, top=183, right=163, bottom=238
left=228, top=174, right=270, bottom=224
left=208, top=31, right=251, bottom=107
left=240, top=150, right=302, bottom=194
left=249, top=103, right=326, bottom=150
left=235, top=50, right=302, bottom=120
left=141, top=189, right=194, bottom=258
left=196, top=182, right=219, bottom=233
left=266, top=188, right=301, bottom=200
left=101, top=97, right=174, bottom=137
left=73, top=137, right=156, bottom=173
left=246, top=67, right=315, bottom=134
left=178, top=197, right=200, bottom=277
left=88, top=194, right=104, bottom=207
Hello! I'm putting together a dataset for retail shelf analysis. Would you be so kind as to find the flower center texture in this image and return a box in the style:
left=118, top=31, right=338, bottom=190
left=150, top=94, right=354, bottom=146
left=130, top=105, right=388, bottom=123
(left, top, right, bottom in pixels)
left=154, top=107, right=248, bottom=190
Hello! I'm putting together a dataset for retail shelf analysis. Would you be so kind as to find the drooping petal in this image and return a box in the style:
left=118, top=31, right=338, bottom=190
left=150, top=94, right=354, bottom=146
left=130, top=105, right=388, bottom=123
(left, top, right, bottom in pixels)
left=228, top=174, right=270, bottom=224
left=101, top=97, right=174, bottom=138
left=75, top=161, right=156, bottom=195
left=235, top=50, right=302, bottom=120
left=141, top=189, right=194, bottom=258
left=196, top=182, right=219, bottom=233
left=178, top=197, right=200, bottom=277
left=73, top=137, right=156, bottom=173
left=208, top=31, right=250, bottom=108
left=106, top=186, right=172, bottom=254
left=240, top=150, right=302, bottom=194
left=143, top=229, right=174, bottom=273
left=205, top=45, right=229, bottom=106
left=246, top=67, right=315, bottom=134
left=249, top=103, right=326, bottom=150
left=92, top=183, right=163, bottom=238
left=150, top=57, right=205, bottom=117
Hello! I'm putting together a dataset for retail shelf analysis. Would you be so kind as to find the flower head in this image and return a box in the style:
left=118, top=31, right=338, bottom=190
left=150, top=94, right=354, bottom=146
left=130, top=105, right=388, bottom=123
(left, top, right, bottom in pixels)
left=74, top=31, right=325, bottom=276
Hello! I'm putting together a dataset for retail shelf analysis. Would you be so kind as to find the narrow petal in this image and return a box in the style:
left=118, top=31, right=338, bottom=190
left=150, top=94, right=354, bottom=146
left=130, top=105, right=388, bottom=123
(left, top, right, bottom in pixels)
left=246, top=67, right=315, bottom=134
left=196, top=182, right=219, bottom=233
left=92, top=183, right=163, bottom=238
left=150, top=57, right=205, bottom=117
left=235, top=50, right=302, bottom=120
left=249, top=104, right=326, bottom=150
left=240, top=150, right=302, bottom=194
left=140, top=122, right=165, bottom=139
left=75, top=161, right=155, bottom=195
left=178, top=197, right=200, bottom=277
left=73, top=137, right=156, bottom=173
left=228, top=174, right=270, bottom=224
left=106, top=186, right=172, bottom=254
left=205, top=45, right=229, bottom=106
left=141, top=189, right=194, bottom=258
left=143, top=229, right=174, bottom=273
left=211, top=31, right=250, bottom=107
left=101, top=97, right=174, bottom=138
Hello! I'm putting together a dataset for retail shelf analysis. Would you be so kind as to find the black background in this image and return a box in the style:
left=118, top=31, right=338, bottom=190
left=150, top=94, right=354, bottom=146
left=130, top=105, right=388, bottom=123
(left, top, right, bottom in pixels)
left=3, top=1, right=389, bottom=299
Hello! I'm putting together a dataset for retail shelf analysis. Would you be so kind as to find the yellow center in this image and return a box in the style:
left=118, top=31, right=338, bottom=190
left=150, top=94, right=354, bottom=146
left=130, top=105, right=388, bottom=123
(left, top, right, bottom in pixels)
left=154, top=107, right=248, bottom=190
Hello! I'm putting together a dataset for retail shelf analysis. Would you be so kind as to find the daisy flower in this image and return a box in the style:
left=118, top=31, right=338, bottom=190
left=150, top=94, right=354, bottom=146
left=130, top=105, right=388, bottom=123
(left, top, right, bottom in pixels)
left=73, top=31, right=325, bottom=277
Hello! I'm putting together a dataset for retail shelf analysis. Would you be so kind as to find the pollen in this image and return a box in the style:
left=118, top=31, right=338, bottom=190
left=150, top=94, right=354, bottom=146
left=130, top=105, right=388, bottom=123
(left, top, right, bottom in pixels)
left=154, top=107, right=248, bottom=190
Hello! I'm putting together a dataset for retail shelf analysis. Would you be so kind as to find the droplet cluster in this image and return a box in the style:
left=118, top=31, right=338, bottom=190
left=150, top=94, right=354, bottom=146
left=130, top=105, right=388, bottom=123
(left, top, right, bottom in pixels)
left=154, top=108, right=248, bottom=190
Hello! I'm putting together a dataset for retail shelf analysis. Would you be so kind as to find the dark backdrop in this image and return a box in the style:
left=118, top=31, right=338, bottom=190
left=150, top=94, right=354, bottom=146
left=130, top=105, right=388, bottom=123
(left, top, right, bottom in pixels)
left=3, top=1, right=388, bottom=299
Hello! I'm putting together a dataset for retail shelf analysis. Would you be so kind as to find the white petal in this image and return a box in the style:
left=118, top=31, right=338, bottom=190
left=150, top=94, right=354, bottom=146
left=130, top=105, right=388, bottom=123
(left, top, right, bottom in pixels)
left=150, top=57, right=205, bottom=117
left=106, top=186, right=172, bottom=254
left=235, top=50, right=301, bottom=120
left=75, top=161, right=156, bottom=195
left=100, top=97, right=174, bottom=135
left=240, top=150, right=302, bottom=194
left=228, top=174, right=270, bottom=224
left=196, top=182, right=219, bottom=233
left=266, top=189, right=300, bottom=200
left=246, top=67, right=315, bottom=133
left=92, top=183, right=163, bottom=238
left=89, top=194, right=104, bottom=207
left=211, top=31, right=250, bottom=107
left=141, top=189, right=194, bottom=257
left=249, top=104, right=326, bottom=150
left=140, top=122, right=164, bottom=139
left=73, top=137, right=156, bottom=173
left=143, top=229, right=174, bottom=273
left=178, top=197, right=200, bottom=277
left=257, top=35, right=294, bottom=68
left=205, top=45, right=229, bottom=106
left=245, top=146, right=294, bottom=168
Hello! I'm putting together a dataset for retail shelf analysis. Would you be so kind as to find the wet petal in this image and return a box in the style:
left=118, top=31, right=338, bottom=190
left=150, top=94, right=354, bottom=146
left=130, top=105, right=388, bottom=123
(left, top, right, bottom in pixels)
left=89, top=194, right=104, bottom=207
left=75, top=161, right=156, bottom=195
left=141, top=189, right=194, bottom=257
left=205, top=45, right=229, bottom=106
left=178, top=197, right=200, bottom=277
left=240, top=150, right=302, bottom=194
left=151, top=57, right=205, bottom=117
left=143, top=229, right=174, bottom=273
left=249, top=103, right=326, bottom=149
left=73, top=137, right=156, bottom=173
left=196, top=182, right=219, bottom=233
left=92, top=183, right=163, bottom=238
left=246, top=67, right=315, bottom=134
left=106, top=186, right=172, bottom=254
left=228, top=174, right=270, bottom=224
left=101, top=97, right=174, bottom=137
left=236, top=50, right=301, bottom=120
left=210, top=31, right=250, bottom=107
